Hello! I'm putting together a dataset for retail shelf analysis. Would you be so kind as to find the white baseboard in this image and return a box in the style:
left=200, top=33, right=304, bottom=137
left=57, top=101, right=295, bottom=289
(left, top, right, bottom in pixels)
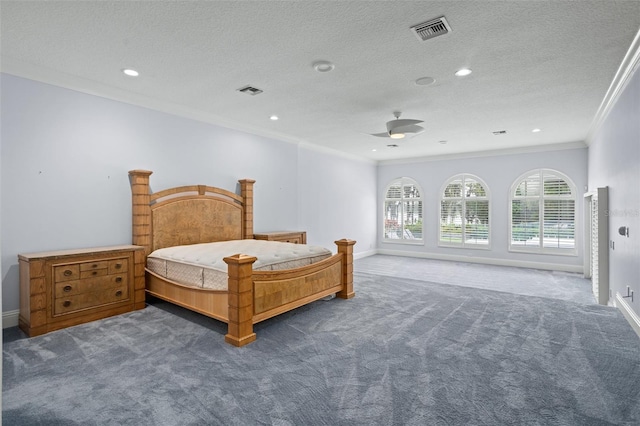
left=615, top=293, right=640, bottom=338
left=3, top=309, right=19, bottom=329
left=376, top=249, right=583, bottom=273
left=354, top=249, right=377, bottom=260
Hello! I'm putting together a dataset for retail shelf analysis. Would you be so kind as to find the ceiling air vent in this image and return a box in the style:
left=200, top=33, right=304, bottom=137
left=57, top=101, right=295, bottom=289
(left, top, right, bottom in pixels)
left=411, top=16, right=451, bottom=42
left=237, top=85, right=263, bottom=96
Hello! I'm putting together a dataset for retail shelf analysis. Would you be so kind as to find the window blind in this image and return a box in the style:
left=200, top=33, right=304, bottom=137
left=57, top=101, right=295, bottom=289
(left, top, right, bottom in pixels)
left=440, top=174, right=489, bottom=247
left=510, top=169, right=575, bottom=252
left=384, top=178, right=423, bottom=241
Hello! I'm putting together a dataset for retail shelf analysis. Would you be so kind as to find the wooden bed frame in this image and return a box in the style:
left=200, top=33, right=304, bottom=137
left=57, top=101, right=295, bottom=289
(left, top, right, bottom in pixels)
left=129, top=170, right=355, bottom=346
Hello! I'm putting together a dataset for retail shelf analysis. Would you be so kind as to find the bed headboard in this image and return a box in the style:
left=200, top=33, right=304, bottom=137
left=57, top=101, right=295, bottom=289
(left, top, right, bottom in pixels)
left=129, top=170, right=255, bottom=256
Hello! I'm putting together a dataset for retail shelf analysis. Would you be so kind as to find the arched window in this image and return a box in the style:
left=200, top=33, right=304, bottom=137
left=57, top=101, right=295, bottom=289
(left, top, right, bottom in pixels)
left=510, top=169, right=576, bottom=253
left=383, top=177, right=423, bottom=242
left=439, top=174, right=490, bottom=247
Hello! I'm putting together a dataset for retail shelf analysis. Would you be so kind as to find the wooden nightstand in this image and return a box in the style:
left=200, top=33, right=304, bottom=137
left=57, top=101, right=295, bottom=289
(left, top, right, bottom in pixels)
left=18, top=245, right=145, bottom=337
left=254, top=231, right=307, bottom=244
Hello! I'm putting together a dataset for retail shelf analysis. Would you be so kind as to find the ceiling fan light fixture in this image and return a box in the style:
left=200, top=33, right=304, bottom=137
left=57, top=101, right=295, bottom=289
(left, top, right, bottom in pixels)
left=370, top=112, right=424, bottom=139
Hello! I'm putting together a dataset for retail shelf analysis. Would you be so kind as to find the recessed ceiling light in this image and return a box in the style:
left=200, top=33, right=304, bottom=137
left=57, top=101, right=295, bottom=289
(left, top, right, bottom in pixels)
left=312, top=60, right=335, bottom=73
left=270, top=115, right=279, bottom=121
left=372, top=149, right=377, bottom=152
left=415, top=76, right=436, bottom=86
left=122, top=68, right=139, bottom=77
left=532, top=128, right=541, bottom=133
left=454, top=68, right=472, bottom=77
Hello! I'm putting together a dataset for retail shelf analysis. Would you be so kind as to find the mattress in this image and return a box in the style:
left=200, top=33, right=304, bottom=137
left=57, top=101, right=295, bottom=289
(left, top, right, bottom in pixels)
left=146, top=239, right=332, bottom=290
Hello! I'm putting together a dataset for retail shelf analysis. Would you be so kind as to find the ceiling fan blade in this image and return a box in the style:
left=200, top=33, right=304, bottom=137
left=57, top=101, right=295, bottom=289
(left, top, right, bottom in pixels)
left=370, top=132, right=391, bottom=138
left=392, top=124, right=425, bottom=134
left=387, top=119, right=423, bottom=132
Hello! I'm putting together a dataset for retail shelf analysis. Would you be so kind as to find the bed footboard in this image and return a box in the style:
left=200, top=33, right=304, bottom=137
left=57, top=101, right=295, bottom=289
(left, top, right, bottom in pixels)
left=224, top=239, right=355, bottom=346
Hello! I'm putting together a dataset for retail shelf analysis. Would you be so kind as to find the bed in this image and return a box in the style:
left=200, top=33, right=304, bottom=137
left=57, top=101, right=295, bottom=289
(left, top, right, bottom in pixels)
left=129, top=170, right=355, bottom=346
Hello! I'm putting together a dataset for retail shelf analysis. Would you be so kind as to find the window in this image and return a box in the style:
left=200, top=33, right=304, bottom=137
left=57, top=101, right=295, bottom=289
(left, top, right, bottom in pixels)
left=439, top=174, right=490, bottom=247
left=383, top=177, right=423, bottom=242
left=510, top=169, right=576, bottom=253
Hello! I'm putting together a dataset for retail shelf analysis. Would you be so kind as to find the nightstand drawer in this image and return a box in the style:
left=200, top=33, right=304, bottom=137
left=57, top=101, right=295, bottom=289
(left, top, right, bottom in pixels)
left=80, top=268, right=109, bottom=279
left=54, top=265, right=80, bottom=282
left=109, top=258, right=128, bottom=273
left=54, top=274, right=128, bottom=298
left=54, top=285, right=129, bottom=315
left=80, top=260, right=109, bottom=272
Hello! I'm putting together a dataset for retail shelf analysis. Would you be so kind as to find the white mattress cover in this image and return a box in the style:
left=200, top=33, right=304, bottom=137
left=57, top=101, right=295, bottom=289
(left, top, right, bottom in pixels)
left=146, top=239, right=332, bottom=290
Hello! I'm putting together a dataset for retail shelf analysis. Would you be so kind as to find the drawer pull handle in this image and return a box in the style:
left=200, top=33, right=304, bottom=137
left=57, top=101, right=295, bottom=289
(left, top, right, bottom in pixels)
left=115, top=263, right=122, bottom=269
left=92, top=271, right=98, bottom=275
left=63, top=285, right=72, bottom=292
left=115, top=277, right=123, bottom=283
left=91, top=264, right=98, bottom=268
left=115, top=290, right=123, bottom=297
left=63, top=270, right=73, bottom=276
left=63, top=301, right=71, bottom=307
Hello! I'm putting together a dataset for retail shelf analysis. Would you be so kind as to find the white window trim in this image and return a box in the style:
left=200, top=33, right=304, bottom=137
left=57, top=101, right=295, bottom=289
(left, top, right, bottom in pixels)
left=438, top=173, right=491, bottom=250
left=508, top=168, right=578, bottom=256
left=382, top=177, right=424, bottom=244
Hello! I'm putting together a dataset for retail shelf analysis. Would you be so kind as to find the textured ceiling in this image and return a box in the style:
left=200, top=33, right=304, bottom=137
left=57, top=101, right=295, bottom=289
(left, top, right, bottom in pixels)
left=1, top=1, right=639, bottom=162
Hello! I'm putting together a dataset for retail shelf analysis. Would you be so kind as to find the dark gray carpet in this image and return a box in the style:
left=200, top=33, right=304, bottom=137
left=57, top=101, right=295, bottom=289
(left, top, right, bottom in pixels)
left=3, top=269, right=640, bottom=425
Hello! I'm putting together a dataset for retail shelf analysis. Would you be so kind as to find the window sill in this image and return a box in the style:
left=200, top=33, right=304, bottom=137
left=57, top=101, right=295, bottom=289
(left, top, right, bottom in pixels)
left=382, top=239, right=424, bottom=246
left=508, top=247, right=578, bottom=256
left=438, top=243, right=491, bottom=250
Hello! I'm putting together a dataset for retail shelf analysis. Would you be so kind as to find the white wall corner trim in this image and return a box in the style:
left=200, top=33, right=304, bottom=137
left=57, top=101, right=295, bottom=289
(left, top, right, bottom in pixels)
left=3, top=310, right=19, bottom=329
left=377, top=249, right=583, bottom=273
left=586, top=28, right=640, bottom=145
left=615, top=292, right=640, bottom=339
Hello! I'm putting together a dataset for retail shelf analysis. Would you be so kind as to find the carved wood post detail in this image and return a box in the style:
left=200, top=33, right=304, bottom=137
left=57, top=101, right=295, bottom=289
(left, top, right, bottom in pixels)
left=239, top=179, right=255, bottom=239
left=129, top=170, right=153, bottom=257
left=224, top=254, right=258, bottom=347
left=335, top=239, right=356, bottom=299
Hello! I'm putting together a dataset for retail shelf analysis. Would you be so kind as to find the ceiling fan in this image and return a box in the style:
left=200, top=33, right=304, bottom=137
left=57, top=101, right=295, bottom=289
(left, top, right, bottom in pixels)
left=370, top=112, right=425, bottom=139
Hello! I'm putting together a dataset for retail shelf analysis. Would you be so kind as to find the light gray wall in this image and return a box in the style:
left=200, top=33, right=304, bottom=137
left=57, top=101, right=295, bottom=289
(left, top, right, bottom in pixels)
left=588, top=65, right=640, bottom=317
left=298, top=146, right=377, bottom=252
left=377, top=147, right=588, bottom=271
left=0, top=74, right=377, bottom=313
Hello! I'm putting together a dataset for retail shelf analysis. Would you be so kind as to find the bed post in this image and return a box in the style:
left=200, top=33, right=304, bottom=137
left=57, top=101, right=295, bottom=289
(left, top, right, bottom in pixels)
left=129, top=170, right=153, bottom=257
left=224, top=254, right=257, bottom=347
left=335, top=239, right=356, bottom=299
left=239, top=179, right=255, bottom=239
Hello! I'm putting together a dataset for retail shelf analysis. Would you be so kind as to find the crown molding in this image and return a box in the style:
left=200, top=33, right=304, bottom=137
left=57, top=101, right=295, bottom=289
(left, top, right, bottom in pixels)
left=377, top=141, right=587, bottom=166
left=586, top=28, right=640, bottom=145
